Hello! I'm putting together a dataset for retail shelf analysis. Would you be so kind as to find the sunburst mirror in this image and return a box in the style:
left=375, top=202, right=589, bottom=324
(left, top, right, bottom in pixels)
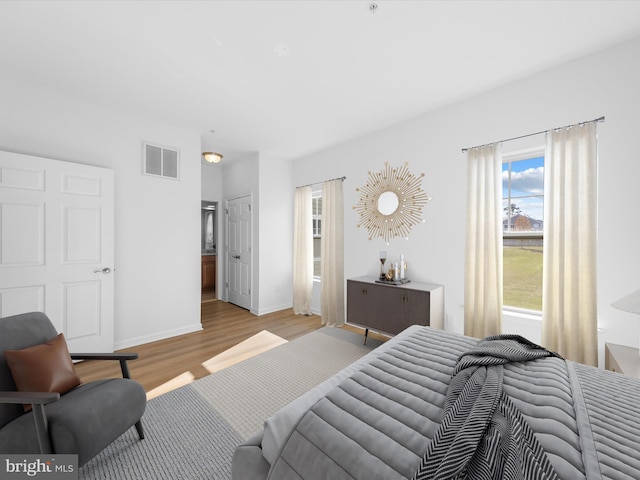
left=353, top=162, right=431, bottom=244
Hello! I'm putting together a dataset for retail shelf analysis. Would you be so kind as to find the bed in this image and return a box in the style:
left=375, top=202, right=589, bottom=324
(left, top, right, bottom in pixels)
left=231, top=325, right=640, bottom=479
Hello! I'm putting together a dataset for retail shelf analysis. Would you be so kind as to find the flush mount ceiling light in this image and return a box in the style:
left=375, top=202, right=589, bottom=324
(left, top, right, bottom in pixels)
left=202, top=152, right=223, bottom=164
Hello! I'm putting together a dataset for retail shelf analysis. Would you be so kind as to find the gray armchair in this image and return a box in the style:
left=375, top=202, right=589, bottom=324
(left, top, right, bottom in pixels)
left=0, top=311, right=146, bottom=466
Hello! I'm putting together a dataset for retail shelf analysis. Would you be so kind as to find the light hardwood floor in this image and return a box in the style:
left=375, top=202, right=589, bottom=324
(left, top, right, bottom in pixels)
left=73, top=301, right=378, bottom=397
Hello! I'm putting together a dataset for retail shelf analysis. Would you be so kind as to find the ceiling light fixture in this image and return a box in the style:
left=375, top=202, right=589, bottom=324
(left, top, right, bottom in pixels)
left=202, top=152, right=223, bottom=164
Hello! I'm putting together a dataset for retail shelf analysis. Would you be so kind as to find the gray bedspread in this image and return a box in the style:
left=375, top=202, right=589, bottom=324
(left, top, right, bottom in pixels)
left=413, top=335, right=561, bottom=480
left=232, top=326, right=640, bottom=480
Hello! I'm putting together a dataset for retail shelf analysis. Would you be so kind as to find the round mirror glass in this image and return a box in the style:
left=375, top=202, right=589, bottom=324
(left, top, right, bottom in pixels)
left=377, top=191, right=399, bottom=216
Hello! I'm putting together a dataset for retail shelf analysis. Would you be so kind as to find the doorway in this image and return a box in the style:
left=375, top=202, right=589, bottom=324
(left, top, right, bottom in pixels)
left=201, top=200, right=217, bottom=303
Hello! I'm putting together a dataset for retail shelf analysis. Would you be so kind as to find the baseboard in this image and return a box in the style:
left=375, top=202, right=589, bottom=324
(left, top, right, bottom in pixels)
left=254, top=303, right=293, bottom=316
left=114, top=323, right=203, bottom=350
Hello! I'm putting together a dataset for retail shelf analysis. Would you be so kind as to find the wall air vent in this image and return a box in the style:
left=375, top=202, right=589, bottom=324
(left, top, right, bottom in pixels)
left=143, top=143, right=180, bottom=180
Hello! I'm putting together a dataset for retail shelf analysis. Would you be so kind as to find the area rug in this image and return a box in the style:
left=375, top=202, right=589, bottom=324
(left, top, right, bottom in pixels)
left=78, top=327, right=383, bottom=480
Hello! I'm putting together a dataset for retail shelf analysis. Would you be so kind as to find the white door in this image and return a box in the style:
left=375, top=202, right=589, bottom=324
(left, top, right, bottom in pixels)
left=227, top=195, right=252, bottom=310
left=0, top=151, right=115, bottom=352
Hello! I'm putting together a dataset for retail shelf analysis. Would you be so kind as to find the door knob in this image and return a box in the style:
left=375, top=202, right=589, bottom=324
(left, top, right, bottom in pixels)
left=233, top=255, right=240, bottom=259
left=93, top=267, right=112, bottom=274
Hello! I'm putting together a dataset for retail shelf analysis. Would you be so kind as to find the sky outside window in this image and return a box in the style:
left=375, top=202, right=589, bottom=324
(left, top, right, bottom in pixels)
left=503, top=156, right=544, bottom=230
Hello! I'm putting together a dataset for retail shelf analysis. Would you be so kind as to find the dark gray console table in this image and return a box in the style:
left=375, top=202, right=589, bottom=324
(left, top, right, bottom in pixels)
left=346, top=276, right=444, bottom=343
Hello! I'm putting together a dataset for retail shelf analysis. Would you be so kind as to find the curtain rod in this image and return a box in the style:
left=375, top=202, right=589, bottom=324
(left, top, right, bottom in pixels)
left=296, top=176, right=346, bottom=189
left=461, top=116, right=605, bottom=153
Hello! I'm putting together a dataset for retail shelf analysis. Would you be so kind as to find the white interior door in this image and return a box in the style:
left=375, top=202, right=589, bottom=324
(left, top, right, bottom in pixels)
left=0, top=151, right=115, bottom=352
left=227, top=195, right=252, bottom=310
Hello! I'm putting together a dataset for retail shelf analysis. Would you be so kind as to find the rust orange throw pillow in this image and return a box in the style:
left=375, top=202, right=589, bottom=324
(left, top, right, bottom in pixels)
left=4, top=333, right=81, bottom=408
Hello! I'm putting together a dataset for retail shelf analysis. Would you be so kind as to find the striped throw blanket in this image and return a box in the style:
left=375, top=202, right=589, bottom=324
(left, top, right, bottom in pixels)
left=412, top=335, right=562, bottom=480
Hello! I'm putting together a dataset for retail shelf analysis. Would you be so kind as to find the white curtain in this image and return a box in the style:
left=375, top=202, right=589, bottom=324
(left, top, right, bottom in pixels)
left=464, top=143, right=503, bottom=338
left=542, top=122, right=598, bottom=365
left=320, top=179, right=345, bottom=326
left=293, top=186, right=313, bottom=315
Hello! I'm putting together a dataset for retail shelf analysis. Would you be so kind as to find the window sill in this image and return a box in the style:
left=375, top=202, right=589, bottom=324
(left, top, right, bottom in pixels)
left=502, top=308, right=542, bottom=344
left=503, top=308, right=541, bottom=322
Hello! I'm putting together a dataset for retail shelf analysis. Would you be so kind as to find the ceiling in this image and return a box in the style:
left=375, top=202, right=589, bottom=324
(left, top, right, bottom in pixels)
left=2, top=1, right=640, bottom=165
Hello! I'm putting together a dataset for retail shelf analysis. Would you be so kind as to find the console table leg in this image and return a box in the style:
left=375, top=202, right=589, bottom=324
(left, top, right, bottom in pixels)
left=364, top=328, right=369, bottom=345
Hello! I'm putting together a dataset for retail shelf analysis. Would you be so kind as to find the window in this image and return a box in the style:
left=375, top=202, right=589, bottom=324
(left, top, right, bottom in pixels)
left=312, top=192, right=322, bottom=279
left=502, top=148, right=544, bottom=311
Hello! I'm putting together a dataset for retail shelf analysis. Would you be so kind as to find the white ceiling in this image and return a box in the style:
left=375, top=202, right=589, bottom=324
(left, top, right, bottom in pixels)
left=3, top=1, right=640, bottom=164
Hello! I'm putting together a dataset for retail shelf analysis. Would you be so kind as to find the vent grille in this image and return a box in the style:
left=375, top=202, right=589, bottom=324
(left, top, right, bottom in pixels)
left=143, top=143, right=180, bottom=179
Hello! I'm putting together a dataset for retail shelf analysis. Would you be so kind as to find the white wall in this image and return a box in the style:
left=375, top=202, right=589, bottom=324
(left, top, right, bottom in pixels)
left=202, top=162, right=224, bottom=298
left=292, top=35, right=640, bottom=364
left=0, top=77, right=202, bottom=349
left=202, top=163, right=223, bottom=201
left=258, top=152, right=293, bottom=314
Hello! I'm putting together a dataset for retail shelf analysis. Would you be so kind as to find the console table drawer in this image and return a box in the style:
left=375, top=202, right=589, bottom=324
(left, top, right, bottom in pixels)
left=347, top=276, right=443, bottom=340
